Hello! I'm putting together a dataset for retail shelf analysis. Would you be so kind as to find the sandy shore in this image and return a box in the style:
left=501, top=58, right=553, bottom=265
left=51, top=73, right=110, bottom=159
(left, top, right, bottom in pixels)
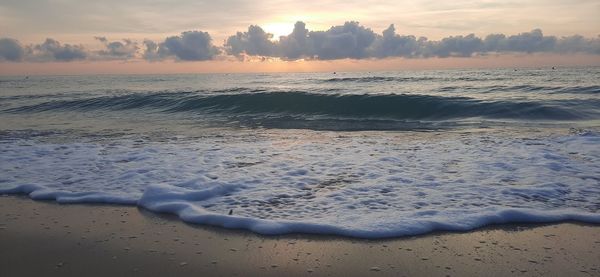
left=1, top=196, right=598, bottom=277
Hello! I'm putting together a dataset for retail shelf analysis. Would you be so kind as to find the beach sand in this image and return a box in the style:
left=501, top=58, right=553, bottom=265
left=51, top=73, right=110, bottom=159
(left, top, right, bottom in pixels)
left=0, top=195, right=598, bottom=277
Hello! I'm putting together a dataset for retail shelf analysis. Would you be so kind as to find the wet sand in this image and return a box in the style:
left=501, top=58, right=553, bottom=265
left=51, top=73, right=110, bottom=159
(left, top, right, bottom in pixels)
left=0, top=195, right=599, bottom=277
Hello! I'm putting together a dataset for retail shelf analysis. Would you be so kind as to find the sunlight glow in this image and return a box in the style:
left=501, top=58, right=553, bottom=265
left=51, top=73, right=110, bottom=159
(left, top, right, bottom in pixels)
left=262, top=23, right=295, bottom=40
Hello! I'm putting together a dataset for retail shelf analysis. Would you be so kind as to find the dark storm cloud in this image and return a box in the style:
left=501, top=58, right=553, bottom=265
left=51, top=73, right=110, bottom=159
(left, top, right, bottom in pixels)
left=94, top=37, right=139, bottom=59
left=28, top=38, right=87, bottom=61
left=0, top=38, right=25, bottom=61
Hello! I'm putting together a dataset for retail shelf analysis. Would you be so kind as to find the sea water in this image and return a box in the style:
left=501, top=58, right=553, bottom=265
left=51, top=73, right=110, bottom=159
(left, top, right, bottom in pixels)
left=1, top=68, right=599, bottom=238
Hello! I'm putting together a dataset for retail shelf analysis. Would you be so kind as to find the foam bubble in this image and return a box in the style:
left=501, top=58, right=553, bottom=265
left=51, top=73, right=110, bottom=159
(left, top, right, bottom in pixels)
left=1, top=130, right=599, bottom=238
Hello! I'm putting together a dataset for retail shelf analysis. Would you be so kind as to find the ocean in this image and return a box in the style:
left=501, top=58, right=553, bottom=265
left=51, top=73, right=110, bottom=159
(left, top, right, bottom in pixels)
left=1, top=67, right=599, bottom=238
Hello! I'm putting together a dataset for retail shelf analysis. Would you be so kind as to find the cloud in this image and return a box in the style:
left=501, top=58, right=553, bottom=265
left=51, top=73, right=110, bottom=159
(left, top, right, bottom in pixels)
left=226, top=21, right=379, bottom=60
left=307, top=21, right=378, bottom=60
left=147, top=31, right=220, bottom=61
left=427, top=34, right=484, bottom=57
left=28, top=38, right=87, bottom=61
left=484, top=29, right=557, bottom=53
left=555, top=35, right=600, bottom=55
left=94, top=37, right=139, bottom=59
left=276, top=23, right=599, bottom=59
left=225, top=25, right=277, bottom=57
left=278, top=21, right=310, bottom=60
left=142, top=39, right=161, bottom=61
left=219, top=22, right=599, bottom=60
left=4, top=0, right=599, bottom=48
left=1, top=22, right=599, bottom=63
left=367, top=24, right=420, bottom=58
left=0, top=38, right=25, bottom=61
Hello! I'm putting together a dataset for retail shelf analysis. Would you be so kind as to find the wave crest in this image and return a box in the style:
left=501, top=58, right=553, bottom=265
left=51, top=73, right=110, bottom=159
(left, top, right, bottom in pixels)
left=5, top=91, right=595, bottom=122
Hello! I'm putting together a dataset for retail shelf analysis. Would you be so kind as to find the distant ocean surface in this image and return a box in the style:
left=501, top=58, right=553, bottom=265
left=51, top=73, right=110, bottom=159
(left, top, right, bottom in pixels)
left=1, top=67, right=599, bottom=238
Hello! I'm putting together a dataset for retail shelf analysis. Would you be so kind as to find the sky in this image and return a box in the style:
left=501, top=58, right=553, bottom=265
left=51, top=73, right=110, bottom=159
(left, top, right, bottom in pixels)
left=0, top=0, right=599, bottom=74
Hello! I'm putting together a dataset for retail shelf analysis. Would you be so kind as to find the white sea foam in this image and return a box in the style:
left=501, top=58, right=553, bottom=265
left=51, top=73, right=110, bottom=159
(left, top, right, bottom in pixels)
left=1, top=130, right=599, bottom=238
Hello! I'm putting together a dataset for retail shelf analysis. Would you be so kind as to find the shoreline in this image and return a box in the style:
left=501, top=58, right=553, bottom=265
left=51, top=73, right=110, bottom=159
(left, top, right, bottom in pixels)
left=1, top=195, right=599, bottom=276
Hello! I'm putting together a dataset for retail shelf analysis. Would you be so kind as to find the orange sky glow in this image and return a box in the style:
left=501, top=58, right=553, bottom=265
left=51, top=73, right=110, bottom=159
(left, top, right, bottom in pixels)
left=0, top=0, right=598, bottom=74
left=1, top=54, right=598, bottom=76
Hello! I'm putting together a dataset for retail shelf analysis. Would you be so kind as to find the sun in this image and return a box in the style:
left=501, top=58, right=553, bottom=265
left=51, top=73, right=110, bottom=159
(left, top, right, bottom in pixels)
left=262, top=23, right=295, bottom=41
